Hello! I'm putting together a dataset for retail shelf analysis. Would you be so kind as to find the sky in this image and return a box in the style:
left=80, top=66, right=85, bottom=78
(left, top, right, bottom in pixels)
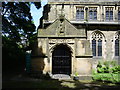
left=30, top=0, right=48, bottom=30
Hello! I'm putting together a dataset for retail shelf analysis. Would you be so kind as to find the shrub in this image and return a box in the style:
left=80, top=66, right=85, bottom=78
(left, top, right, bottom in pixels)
left=111, top=65, right=120, bottom=74
left=96, top=61, right=119, bottom=73
left=93, top=60, right=120, bottom=83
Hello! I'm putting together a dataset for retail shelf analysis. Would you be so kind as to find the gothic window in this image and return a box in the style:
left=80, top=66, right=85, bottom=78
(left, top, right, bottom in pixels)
left=118, top=8, right=120, bottom=21
left=115, top=32, right=119, bottom=56
left=76, top=7, right=84, bottom=20
left=105, top=7, right=113, bottom=21
left=98, top=40, right=102, bottom=56
left=115, top=39, right=119, bottom=56
left=92, top=39, right=96, bottom=56
left=89, top=7, right=97, bottom=20
left=91, top=31, right=104, bottom=57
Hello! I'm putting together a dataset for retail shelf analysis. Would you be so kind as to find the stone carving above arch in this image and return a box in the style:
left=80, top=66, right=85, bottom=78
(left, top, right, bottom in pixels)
left=49, top=39, right=75, bottom=44
left=49, top=43, right=74, bottom=54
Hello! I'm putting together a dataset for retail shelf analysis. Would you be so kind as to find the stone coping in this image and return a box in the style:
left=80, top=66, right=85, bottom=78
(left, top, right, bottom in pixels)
left=44, top=21, right=120, bottom=25
left=48, top=0, right=120, bottom=3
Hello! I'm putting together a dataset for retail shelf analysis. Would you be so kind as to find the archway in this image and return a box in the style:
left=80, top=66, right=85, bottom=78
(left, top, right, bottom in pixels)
left=52, top=44, right=72, bottom=75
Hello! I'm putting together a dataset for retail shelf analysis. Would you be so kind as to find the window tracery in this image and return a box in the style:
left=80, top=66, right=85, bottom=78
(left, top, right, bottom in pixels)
left=91, top=30, right=105, bottom=57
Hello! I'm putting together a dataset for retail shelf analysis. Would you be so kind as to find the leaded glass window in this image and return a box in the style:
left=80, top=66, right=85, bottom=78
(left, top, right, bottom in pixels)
left=92, top=39, right=96, bottom=56
left=118, top=8, right=120, bottom=21
left=105, top=7, right=113, bottom=21
left=91, top=31, right=104, bottom=57
left=115, top=32, right=119, bottom=56
left=76, top=7, right=84, bottom=20
left=98, top=40, right=102, bottom=56
left=89, top=7, right=97, bottom=20
left=115, top=39, right=119, bottom=56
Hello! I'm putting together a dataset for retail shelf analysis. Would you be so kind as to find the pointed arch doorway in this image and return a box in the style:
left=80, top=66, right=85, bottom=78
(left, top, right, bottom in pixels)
left=52, top=44, right=72, bottom=75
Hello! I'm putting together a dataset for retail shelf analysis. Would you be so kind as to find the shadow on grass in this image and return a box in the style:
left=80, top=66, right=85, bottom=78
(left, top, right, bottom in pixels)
left=60, top=80, right=120, bottom=90
left=3, top=80, right=120, bottom=89
left=2, top=79, right=68, bottom=89
left=2, top=73, right=120, bottom=90
left=2, top=72, right=67, bottom=89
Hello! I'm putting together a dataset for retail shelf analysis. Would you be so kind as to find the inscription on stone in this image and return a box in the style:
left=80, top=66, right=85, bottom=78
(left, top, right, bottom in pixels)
left=49, top=39, right=74, bottom=44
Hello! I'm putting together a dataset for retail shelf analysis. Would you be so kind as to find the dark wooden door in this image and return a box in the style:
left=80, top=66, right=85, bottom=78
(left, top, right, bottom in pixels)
left=52, top=45, right=71, bottom=75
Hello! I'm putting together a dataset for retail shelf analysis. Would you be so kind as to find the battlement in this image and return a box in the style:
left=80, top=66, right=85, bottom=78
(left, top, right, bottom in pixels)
left=48, top=0, right=120, bottom=3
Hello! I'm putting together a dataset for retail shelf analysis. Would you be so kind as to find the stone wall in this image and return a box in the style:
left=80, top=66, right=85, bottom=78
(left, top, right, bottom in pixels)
left=43, top=2, right=120, bottom=23
left=87, top=31, right=119, bottom=61
left=48, top=0, right=120, bottom=3
left=31, top=37, right=93, bottom=75
left=34, top=0, right=120, bottom=77
left=76, top=58, right=92, bottom=75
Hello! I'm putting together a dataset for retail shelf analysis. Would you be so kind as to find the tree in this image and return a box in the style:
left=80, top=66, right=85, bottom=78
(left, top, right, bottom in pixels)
left=2, top=2, right=41, bottom=73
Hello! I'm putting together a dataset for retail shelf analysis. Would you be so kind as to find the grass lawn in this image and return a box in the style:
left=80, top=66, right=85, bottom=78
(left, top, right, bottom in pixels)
left=2, top=72, right=120, bottom=89
left=2, top=79, right=120, bottom=89
left=3, top=80, right=63, bottom=88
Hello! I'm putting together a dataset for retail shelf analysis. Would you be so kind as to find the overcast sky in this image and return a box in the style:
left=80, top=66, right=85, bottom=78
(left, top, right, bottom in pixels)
left=30, top=0, right=48, bottom=30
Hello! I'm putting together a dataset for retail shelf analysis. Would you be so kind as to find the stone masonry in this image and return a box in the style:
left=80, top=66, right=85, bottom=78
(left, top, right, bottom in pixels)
left=31, top=0, right=120, bottom=79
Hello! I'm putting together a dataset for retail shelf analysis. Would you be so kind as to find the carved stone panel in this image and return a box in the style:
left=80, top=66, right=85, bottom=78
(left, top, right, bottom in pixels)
left=49, top=39, right=75, bottom=44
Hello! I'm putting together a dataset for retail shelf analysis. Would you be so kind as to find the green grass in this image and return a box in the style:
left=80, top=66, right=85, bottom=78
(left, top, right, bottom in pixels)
left=2, top=72, right=120, bottom=89
left=93, top=73, right=120, bottom=83
left=3, top=80, right=63, bottom=88
left=3, top=79, right=120, bottom=89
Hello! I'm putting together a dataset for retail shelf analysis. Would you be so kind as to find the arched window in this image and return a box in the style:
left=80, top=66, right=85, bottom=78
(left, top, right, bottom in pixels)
left=92, top=39, right=96, bottom=56
left=98, top=39, right=102, bottom=56
left=115, top=39, right=119, bottom=56
left=91, top=30, right=105, bottom=57
left=115, top=31, right=120, bottom=56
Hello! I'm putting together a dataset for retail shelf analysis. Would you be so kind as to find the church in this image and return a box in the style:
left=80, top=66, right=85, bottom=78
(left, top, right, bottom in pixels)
left=31, top=0, right=120, bottom=79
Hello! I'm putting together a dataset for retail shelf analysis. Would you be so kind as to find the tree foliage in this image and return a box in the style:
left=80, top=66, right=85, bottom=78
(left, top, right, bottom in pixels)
left=2, top=2, right=41, bottom=72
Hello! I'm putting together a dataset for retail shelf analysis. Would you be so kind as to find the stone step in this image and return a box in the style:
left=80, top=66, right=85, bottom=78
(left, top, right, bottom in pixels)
left=52, top=74, right=71, bottom=80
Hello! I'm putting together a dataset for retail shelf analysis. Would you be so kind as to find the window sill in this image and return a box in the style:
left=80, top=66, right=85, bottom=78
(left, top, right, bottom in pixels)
left=92, top=56, right=103, bottom=59
left=71, top=21, right=120, bottom=25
